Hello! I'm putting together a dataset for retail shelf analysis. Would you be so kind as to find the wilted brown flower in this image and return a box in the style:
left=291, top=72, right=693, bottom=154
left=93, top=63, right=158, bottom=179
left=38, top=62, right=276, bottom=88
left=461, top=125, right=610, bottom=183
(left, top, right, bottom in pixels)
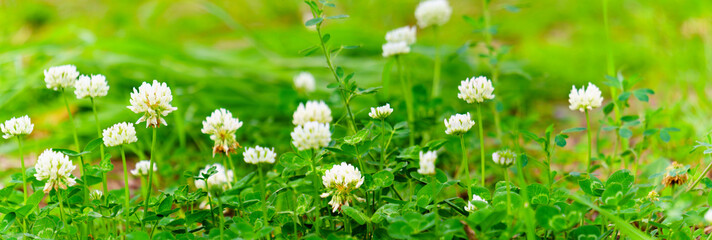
left=662, top=162, right=688, bottom=188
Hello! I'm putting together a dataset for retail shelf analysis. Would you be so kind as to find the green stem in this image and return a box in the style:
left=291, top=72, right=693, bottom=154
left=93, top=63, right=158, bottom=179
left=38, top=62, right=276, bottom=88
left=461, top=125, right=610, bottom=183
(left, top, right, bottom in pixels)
left=477, top=103, right=486, bottom=186
left=62, top=89, right=88, bottom=239
left=314, top=24, right=357, bottom=133
left=514, top=134, right=536, bottom=240
left=460, top=135, right=471, bottom=197
left=207, top=194, right=216, bottom=225
left=222, top=156, right=233, bottom=188
left=585, top=110, right=593, bottom=173
left=120, top=146, right=131, bottom=232
left=309, top=150, right=321, bottom=236
left=685, top=155, right=712, bottom=192
left=380, top=119, right=386, bottom=170
left=396, top=55, right=415, bottom=146
left=258, top=165, right=268, bottom=225
left=504, top=167, right=512, bottom=216
left=143, top=127, right=158, bottom=228
left=216, top=193, right=225, bottom=240
left=431, top=26, right=441, bottom=98
left=57, top=189, right=66, bottom=223
left=17, top=137, right=27, bottom=203
left=91, top=98, right=110, bottom=204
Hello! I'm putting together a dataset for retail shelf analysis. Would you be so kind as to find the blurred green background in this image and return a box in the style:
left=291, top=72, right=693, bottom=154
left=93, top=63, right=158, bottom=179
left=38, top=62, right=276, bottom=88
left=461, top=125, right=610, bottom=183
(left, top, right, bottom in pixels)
left=1, top=0, right=711, bottom=184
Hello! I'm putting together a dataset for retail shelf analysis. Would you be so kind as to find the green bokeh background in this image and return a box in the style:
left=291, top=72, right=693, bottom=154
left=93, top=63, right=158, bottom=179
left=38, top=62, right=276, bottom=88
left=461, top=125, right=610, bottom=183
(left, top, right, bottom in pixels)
left=1, top=0, right=711, bottom=183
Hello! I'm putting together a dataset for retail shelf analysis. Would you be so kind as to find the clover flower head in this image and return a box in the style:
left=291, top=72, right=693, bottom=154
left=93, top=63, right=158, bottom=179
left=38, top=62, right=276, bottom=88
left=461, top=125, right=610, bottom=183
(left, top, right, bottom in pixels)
left=492, top=149, right=516, bottom=167
left=464, top=194, right=488, bottom=213
left=294, top=72, right=316, bottom=93
left=706, top=208, right=712, bottom=223
left=44, top=65, right=80, bottom=91
left=243, top=145, right=277, bottom=164
left=102, top=122, right=138, bottom=147
left=1, top=115, right=33, bottom=139
left=568, top=82, right=604, bottom=112
left=127, top=80, right=178, bottom=128
left=90, top=190, right=103, bottom=201
left=444, top=113, right=475, bottom=135
left=382, top=41, right=411, bottom=57
left=415, top=0, right=452, bottom=28
left=194, top=163, right=233, bottom=193
left=647, top=190, right=659, bottom=202
left=321, top=162, right=365, bottom=213
left=291, top=122, right=331, bottom=151
left=418, top=151, right=437, bottom=175
left=386, top=26, right=417, bottom=45
left=34, top=149, right=77, bottom=193
left=369, top=103, right=394, bottom=120
left=131, top=160, right=157, bottom=177
left=662, top=161, right=688, bottom=188
left=75, top=74, right=109, bottom=99
left=458, top=76, right=495, bottom=103
left=202, top=108, right=243, bottom=156
left=292, top=100, right=332, bottom=125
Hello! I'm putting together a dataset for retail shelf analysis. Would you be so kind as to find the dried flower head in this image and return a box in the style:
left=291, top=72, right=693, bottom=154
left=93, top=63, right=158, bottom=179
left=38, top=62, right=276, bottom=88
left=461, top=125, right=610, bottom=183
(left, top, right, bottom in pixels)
left=458, top=76, right=495, bottom=103
left=415, top=0, right=452, bottom=28
left=102, top=122, right=138, bottom=147
left=131, top=160, right=157, bottom=177
left=243, top=146, right=277, bottom=164
left=444, top=113, right=475, bottom=135
left=662, top=161, right=688, bottom=188
left=1, top=115, right=33, bottom=139
left=291, top=122, right=331, bottom=151
left=127, top=80, right=178, bottom=127
left=321, top=162, right=365, bottom=212
left=75, top=74, right=109, bottom=99
left=44, top=65, right=80, bottom=91
left=369, top=103, right=394, bottom=120
left=201, top=108, right=243, bottom=156
left=34, top=149, right=77, bottom=193
left=292, top=101, right=332, bottom=125
left=568, top=83, right=604, bottom=112
left=418, top=151, right=437, bottom=175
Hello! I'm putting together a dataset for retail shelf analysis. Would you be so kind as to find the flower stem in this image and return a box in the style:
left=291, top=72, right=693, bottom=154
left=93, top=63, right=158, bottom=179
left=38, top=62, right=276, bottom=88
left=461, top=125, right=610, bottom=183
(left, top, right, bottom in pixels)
left=380, top=119, right=387, bottom=170
left=17, top=137, right=27, bottom=203
left=685, top=155, right=712, bottom=193
left=91, top=98, right=109, bottom=204
left=216, top=193, right=225, bottom=240
left=315, top=24, right=357, bottom=133
left=222, top=155, right=233, bottom=188
left=57, top=189, right=66, bottom=223
left=460, top=135, right=471, bottom=197
left=396, top=55, right=415, bottom=146
left=309, top=150, right=321, bottom=236
left=62, top=89, right=88, bottom=239
left=227, top=153, right=238, bottom=184
left=504, top=167, right=511, bottom=216
left=143, top=127, right=158, bottom=228
left=477, top=103, right=486, bottom=186
left=120, top=146, right=131, bottom=232
left=585, top=110, right=592, bottom=173
left=258, top=164, right=268, bottom=225
left=431, top=26, right=441, bottom=98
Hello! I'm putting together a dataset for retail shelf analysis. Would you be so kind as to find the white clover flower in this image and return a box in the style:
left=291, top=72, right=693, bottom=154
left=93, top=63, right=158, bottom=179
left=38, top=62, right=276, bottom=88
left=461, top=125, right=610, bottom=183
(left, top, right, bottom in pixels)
left=34, top=149, right=77, bottom=193
left=444, top=113, right=475, bottom=135
left=74, top=74, right=109, bottom=99
left=705, top=208, right=712, bottom=223
left=90, top=190, right=103, bottom=201
left=369, top=103, right=394, bottom=120
left=382, top=41, right=411, bottom=57
left=418, top=151, right=437, bottom=175
left=291, top=122, right=331, bottom=151
left=458, top=76, right=495, bottom=103
left=386, top=26, right=417, bottom=45
left=194, top=163, right=233, bottom=193
left=464, top=194, right=488, bottom=213
left=202, top=108, right=243, bottom=156
left=321, top=162, right=365, bottom=212
left=415, top=0, right=452, bottom=28
left=492, top=149, right=517, bottom=167
left=102, top=122, right=138, bottom=147
left=127, top=80, right=178, bottom=128
left=292, top=101, right=332, bottom=125
left=44, top=65, right=80, bottom=91
left=1, top=115, right=33, bottom=139
left=568, top=82, right=604, bottom=112
left=243, top=146, right=277, bottom=164
left=294, top=72, right=316, bottom=93
left=131, top=160, right=157, bottom=177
